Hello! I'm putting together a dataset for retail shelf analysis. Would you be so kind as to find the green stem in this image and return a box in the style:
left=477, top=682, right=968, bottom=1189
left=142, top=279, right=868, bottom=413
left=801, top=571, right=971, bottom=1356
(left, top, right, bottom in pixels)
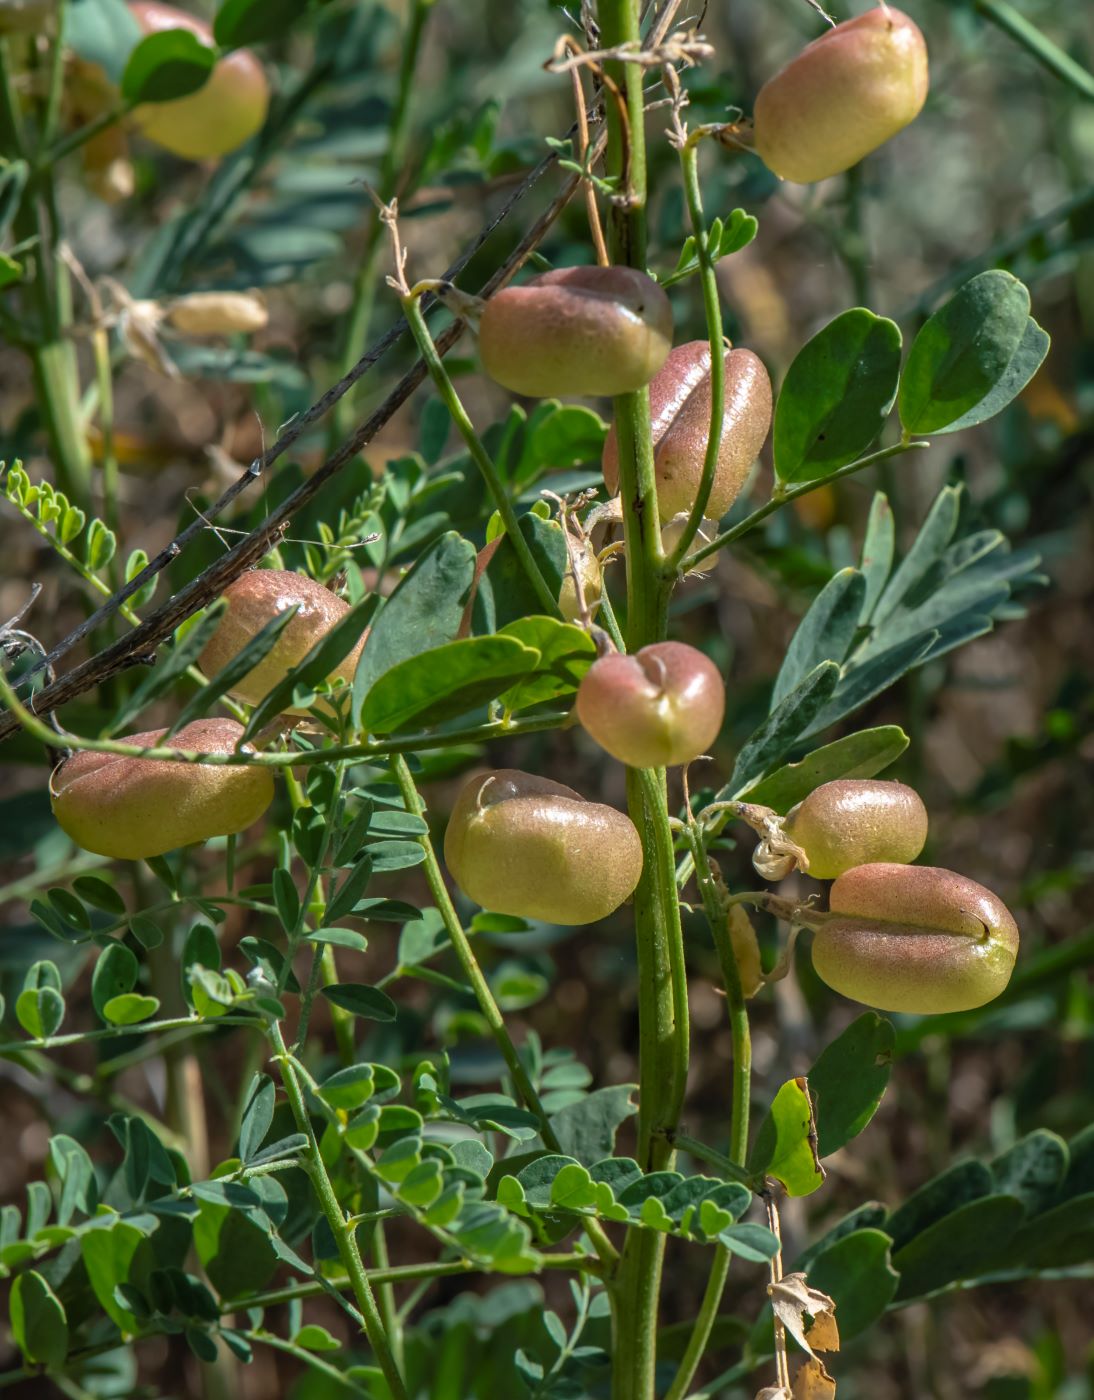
left=599, top=3, right=689, bottom=1397
left=663, top=140, right=724, bottom=572
left=269, top=1021, right=408, bottom=1400
left=0, top=660, right=567, bottom=770
left=0, top=1013, right=257, bottom=1057
left=401, top=293, right=560, bottom=616
left=91, top=326, right=120, bottom=551
left=24, top=11, right=92, bottom=501
left=42, top=102, right=132, bottom=168
left=975, top=0, right=1094, bottom=100
left=245, top=1330, right=371, bottom=1395
left=686, top=441, right=930, bottom=570
left=662, top=825, right=754, bottom=1400
left=391, top=754, right=619, bottom=1269
left=331, top=0, right=433, bottom=445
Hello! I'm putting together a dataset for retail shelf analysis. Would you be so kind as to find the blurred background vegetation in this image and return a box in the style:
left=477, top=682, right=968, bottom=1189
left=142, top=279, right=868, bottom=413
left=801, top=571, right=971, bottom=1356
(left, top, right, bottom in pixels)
left=0, top=0, right=1092, bottom=1395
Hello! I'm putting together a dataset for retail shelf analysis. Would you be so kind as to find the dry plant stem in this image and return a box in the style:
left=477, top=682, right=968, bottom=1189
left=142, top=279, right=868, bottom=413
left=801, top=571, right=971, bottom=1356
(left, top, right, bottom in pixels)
left=331, top=0, right=434, bottom=445
left=565, top=51, right=610, bottom=265
left=269, top=1022, right=408, bottom=1400
left=663, top=823, right=754, bottom=1400
left=391, top=754, right=620, bottom=1268
left=663, top=137, right=726, bottom=572
left=399, top=289, right=561, bottom=616
left=4, top=126, right=584, bottom=725
left=766, top=1193, right=791, bottom=1389
left=600, top=1, right=689, bottom=1396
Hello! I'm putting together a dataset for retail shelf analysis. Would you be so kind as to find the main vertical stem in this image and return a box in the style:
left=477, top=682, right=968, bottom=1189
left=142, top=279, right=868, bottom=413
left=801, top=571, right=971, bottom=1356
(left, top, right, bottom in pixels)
left=599, top=4, right=689, bottom=1397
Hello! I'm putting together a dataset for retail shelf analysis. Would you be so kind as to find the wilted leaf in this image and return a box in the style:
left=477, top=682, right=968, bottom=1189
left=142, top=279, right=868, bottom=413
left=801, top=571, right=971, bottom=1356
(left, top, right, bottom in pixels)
left=769, top=1272, right=840, bottom=1361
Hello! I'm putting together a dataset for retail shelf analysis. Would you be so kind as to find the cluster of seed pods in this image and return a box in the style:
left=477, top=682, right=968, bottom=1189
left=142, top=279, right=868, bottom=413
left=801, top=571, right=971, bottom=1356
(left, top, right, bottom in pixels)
left=49, top=7, right=1012, bottom=1013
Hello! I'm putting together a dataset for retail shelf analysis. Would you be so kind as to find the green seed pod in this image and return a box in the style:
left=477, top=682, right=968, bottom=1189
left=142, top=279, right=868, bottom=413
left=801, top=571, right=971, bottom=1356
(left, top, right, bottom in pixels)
left=199, top=570, right=365, bottom=713
left=51, top=719, right=274, bottom=860
left=602, top=341, right=772, bottom=522
left=753, top=7, right=928, bottom=184
left=478, top=266, right=673, bottom=399
left=812, top=862, right=1019, bottom=1014
left=129, top=3, right=269, bottom=161
left=576, top=641, right=725, bottom=769
left=444, top=769, right=643, bottom=925
left=783, top=778, right=928, bottom=880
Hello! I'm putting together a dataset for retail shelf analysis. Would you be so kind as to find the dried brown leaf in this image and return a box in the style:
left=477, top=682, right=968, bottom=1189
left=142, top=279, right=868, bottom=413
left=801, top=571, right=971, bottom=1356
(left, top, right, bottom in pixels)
left=768, top=1271, right=840, bottom=1360
left=792, top=1357, right=836, bottom=1398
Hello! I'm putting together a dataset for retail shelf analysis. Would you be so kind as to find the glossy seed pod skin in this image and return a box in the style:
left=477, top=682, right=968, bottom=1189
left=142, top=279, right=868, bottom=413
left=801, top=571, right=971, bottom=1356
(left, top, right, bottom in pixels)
left=51, top=719, right=274, bottom=860
left=783, top=778, right=928, bottom=879
left=199, top=570, right=364, bottom=713
left=576, top=641, right=725, bottom=769
left=444, top=770, right=643, bottom=925
left=812, top=863, right=1019, bottom=1014
left=602, top=342, right=772, bottom=522
left=129, top=3, right=269, bottom=161
left=478, top=266, right=673, bottom=399
left=753, top=7, right=928, bottom=184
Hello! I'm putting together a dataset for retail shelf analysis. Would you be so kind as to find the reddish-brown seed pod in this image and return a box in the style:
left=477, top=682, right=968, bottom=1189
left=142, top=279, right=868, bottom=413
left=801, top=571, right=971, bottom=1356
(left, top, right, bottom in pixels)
left=576, top=641, right=725, bottom=769
left=602, top=341, right=772, bottom=522
left=812, top=863, right=1019, bottom=1014
left=443, top=770, right=643, bottom=925
left=783, top=778, right=928, bottom=880
left=478, top=266, right=673, bottom=399
left=753, top=7, right=929, bottom=184
left=129, top=2, right=269, bottom=161
left=198, top=571, right=365, bottom=714
left=50, top=719, right=274, bottom=860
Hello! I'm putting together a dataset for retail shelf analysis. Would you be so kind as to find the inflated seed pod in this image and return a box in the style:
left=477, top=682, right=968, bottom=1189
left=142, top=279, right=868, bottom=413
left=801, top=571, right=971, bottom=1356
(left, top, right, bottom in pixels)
left=576, top=641, right=725, bottom=769
left=129, top=3, right=269, bottom=161
left=51, top=719, right=274, bottom=860
left=783, top=778, right=928, bottom=880
left=443, top=770, right=643, bottom=925
left=478, top=266, right=673, bottom=399
left=753, top=7, right=928, bottom=184
left=812, top=863, right=1019, bottom=1014
left=198, top=570, right=365, bottom=713
left=602, top=341, right=772, bottom=522
left=166, top=292, right=268, bottom=336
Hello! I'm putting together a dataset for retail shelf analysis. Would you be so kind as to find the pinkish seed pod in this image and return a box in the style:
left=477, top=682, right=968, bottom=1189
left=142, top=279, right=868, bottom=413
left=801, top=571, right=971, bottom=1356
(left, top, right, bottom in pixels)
left=129, top=2, right=269, bottom=161
left=753, top=7, right=929, bottom=184
left=50, top=719, right=274, bottom=860
left=478, top=266, right=673, bottom=399
left=812, top=862, right=1019, bottom=1014
left=783, top=778, right=928, bottom=880
left=443, top=769, right=643, bottom=925
left=602, top=341, right=772, bottom=522
left=199, top=571, right=365, bottom=714
left=576, top=641, right=725, bottom=769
